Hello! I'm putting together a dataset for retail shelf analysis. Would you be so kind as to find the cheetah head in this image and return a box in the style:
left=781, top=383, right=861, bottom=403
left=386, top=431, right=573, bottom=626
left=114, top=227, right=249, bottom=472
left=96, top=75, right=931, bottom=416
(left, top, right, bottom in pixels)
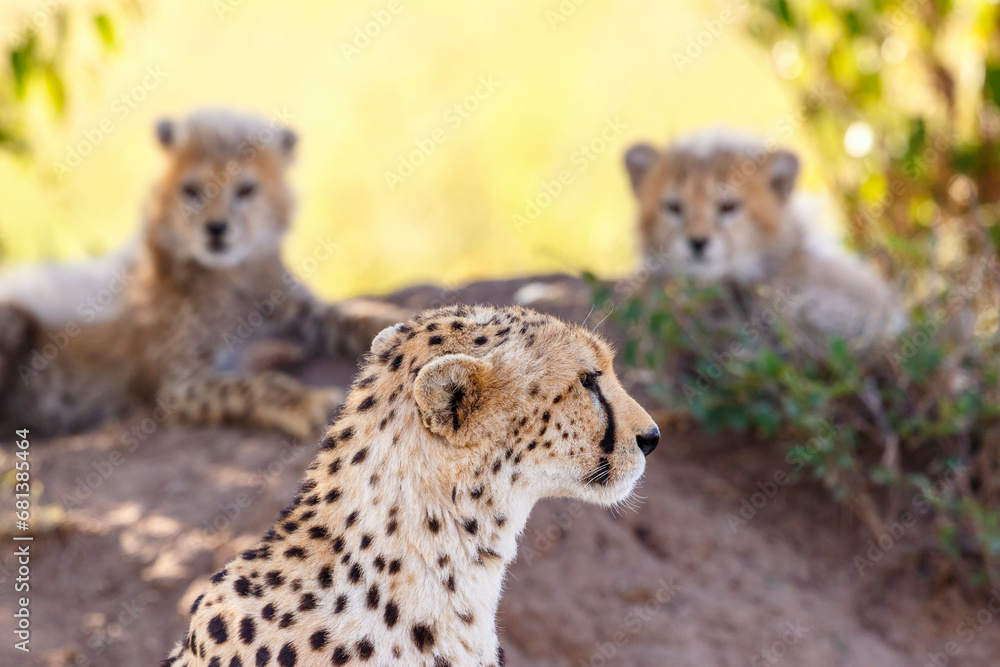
left=624, top=129, right=801, bottom=283
left=376, top=307, right=660, bottom=508
left=144, top=109, right=297, bottom=270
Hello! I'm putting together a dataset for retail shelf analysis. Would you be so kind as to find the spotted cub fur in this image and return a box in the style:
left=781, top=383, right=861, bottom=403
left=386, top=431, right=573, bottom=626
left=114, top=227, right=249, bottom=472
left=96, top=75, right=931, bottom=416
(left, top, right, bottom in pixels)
left=624, top=129, right=904, bottom=352
left=0, top=110, right=407, bottom=439
left=162, top=304, right=660, bottom=667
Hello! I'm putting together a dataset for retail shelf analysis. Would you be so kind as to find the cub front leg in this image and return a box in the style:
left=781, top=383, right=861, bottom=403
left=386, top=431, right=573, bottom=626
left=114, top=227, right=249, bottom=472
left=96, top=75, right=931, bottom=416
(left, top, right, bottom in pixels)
left=159, top=371, right=343, bottom=441
left=0, top=302, right=39, bottom=393
left=275, top=282, right=412, bottom=358
left=240, top=339, right=310, bottom=373
left=320, top=298, right=414, bottom=358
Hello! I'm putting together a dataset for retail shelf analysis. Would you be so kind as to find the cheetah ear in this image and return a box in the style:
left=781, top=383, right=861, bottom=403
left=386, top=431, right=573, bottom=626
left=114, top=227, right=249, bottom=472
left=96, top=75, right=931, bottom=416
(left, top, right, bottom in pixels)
left=371, top=323, right=404, bottom=357
left=624, top=142, right=658, bottom=193
left=280, top=128, right=297, bottom=153
left=414, top=354, right=494, bottom=444
left=155, top=118, right=176, bottom=150
left=768, top=150, right=800, bottom=202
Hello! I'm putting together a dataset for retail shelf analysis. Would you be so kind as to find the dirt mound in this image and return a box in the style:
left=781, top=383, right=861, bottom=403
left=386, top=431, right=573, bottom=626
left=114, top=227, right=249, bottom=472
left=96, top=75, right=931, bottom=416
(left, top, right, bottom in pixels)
left=2, top=275, right=998, bottom=666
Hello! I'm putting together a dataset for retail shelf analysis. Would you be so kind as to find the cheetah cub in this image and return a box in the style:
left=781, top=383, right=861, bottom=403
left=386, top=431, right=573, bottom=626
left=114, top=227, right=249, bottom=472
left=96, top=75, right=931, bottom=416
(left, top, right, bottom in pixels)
left=0, top=110, right=406, bottom=439
left=624, top=129, right=904, bottom=353
left=163, top=305, right=660, bottom=667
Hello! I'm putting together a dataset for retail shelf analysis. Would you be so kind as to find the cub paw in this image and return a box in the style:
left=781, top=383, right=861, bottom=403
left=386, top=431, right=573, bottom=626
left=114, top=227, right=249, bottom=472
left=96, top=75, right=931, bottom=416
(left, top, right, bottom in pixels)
left=289, top=387, right=345, bottom=441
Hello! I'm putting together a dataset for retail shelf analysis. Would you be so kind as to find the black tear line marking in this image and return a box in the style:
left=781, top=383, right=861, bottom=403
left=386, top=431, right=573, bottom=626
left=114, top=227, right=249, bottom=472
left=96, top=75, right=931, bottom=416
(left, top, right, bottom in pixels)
left=593, top=383, right=616, bottom=454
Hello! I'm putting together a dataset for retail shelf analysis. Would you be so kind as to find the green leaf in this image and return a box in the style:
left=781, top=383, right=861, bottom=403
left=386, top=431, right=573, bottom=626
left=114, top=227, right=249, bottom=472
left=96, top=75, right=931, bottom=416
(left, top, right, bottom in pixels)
left=828, top=338, right=849, bottom=369
left=774, top=0, right=794, bottom=27
left=757, top=349, right=783, bottom=379
left=10, top=45, right=32, bottom=100
left=950, top=141, right=980, bottom=176
left=903, top=118, right=927, bottom=165
left=901, top=345, right=944, bottom=382
left=749, top=401, right=782, bottom=436
left=843, top=10, right=862, bottom=37
left=623, top=298, right=644, bottom=325
left=621, top=338, right=638, bottom=368
left=44, top=68, right=66, bottom=113
left=94, top=13, right=117, bottom=49
left=988, top=222, right=1000, bottom=254
left=984, top=62, right=1000, bottom=110
left=869, top=467, right=896, bottom=486
left=711, top=405, right=750, bottom=432
left=650, top=311, right=673, bottom=337
left=938, top=524, right=960, bottom=557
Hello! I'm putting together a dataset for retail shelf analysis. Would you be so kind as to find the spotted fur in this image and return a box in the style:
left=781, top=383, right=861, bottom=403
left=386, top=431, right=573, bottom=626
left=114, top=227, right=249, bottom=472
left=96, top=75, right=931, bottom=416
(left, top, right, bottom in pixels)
left=0, top=110, right=408, bottom=438
left=163, top=304, right=660, bottom=667
left=624, top=128, right=904, bottom=352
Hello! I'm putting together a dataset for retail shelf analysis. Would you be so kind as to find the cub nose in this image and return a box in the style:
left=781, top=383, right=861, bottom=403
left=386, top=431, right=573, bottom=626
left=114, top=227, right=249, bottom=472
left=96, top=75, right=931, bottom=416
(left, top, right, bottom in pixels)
left=689, top=237, right=709, bottom=255
left=206, top=220, right=228, bottom=238
left=635, top=426, right=660, bottom=456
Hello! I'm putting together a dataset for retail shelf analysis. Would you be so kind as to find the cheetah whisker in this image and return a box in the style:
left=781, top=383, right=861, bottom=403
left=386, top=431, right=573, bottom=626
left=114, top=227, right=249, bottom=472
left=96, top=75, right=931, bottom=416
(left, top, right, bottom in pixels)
left=592, top=303, right=615, bottom=331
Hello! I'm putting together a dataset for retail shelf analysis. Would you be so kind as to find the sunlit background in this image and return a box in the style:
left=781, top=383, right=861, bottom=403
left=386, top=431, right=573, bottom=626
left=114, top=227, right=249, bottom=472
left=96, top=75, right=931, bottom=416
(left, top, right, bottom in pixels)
left=0, top=0, right=816, bottom=299
left=4, top=4, right=1000, bottom=664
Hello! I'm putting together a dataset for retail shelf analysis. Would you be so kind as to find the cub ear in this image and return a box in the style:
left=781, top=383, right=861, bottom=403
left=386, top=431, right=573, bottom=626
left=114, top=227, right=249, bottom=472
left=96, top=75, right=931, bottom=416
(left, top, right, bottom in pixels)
left=768, top=149, right=800, bottom=202
left=414, top=354, right=494, bottom=444
left=279, top=128, right=298, bottom=163
left=624, top=142, right=659, bottom=193
left=155, top=118, right=176, bottom=150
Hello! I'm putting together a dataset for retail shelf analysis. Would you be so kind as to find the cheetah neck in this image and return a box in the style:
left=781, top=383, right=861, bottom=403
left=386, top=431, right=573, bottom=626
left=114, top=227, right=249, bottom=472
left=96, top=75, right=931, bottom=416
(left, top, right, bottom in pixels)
left=396, top=454, right=533, bottom=658
left=301, top=409, right=534, bottom=664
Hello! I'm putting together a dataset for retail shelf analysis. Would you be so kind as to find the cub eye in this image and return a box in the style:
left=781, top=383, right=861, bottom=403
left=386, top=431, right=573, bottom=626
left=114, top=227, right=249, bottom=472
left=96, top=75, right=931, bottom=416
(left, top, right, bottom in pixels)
left=718, top=200, right=741, bottom=215
left=235, top=182, right=258, bottom=199
left=181, top=182, right=202, bottom=201
left=579, top=371, right=600, bottom=391
left=662, top=200, right=683, bottom=216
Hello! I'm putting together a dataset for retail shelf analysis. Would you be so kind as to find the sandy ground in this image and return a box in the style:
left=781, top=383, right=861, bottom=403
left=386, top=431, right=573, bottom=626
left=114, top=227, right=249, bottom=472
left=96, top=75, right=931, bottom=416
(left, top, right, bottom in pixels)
left=2, top=275, right=999, bottom=667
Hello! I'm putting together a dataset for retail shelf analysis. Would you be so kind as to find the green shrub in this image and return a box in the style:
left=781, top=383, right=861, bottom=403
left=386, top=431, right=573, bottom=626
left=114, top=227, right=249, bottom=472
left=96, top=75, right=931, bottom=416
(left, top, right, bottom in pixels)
left=745, top=0, right=1000, bottom=268
left=603, top=271, right=1000, bottom=586
left=609, top=0, right=1000, bottom=588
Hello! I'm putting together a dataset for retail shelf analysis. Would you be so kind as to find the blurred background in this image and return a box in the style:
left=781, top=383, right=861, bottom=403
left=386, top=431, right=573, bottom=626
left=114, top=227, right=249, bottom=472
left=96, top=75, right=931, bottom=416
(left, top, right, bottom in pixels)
left=3, top=1, right=1000, bottom=665
left=0, top=0, right=813, bottom=298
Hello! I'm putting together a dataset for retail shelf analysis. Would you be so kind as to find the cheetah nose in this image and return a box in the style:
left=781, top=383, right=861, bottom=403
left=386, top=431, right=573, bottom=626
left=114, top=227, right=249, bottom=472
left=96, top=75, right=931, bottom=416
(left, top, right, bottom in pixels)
left=635, top=426, right=660, bottom=457
left=206, top=220, right=228, bottom=238
left=689, top=237, right=710, bottom=256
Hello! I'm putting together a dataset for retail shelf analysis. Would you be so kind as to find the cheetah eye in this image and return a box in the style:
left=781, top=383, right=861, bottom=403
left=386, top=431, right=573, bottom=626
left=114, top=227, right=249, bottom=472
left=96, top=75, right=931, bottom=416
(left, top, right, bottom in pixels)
left=579, top=371, right=601, bottom=391
left=181, top=182, right=202, bottom=201
left=235, top=182, right=258, bottom=200
left=662, top=200, right=683, bottom=216
left=718, top=199, right=741, bottom=215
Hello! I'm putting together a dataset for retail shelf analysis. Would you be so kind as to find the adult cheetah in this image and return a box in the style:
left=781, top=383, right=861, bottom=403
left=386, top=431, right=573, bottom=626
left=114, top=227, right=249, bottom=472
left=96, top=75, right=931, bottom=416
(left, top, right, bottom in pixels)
left=162, top=304, right=660, bottom=666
